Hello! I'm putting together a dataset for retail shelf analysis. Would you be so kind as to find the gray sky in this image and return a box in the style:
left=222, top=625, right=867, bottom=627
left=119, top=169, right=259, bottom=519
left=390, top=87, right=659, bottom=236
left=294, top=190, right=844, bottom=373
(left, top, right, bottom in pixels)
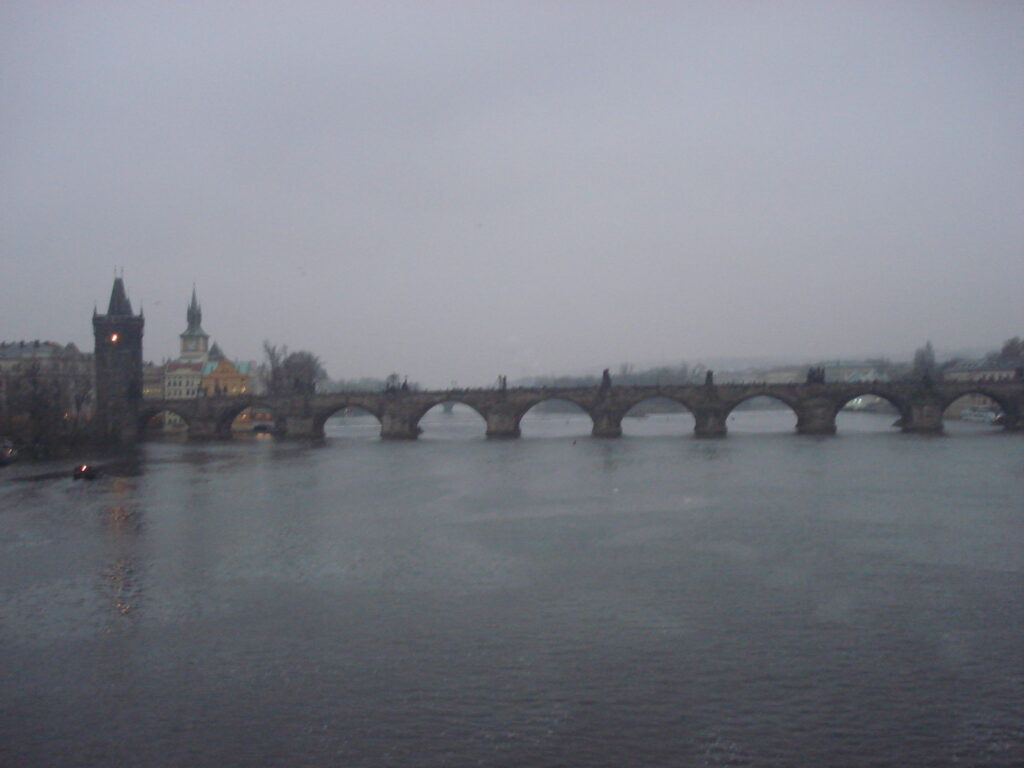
left=2, top=1, right=1022, bottom=386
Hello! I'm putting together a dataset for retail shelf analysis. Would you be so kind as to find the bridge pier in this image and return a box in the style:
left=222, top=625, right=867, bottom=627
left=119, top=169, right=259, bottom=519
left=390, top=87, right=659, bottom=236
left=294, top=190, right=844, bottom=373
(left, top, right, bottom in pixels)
left=693, top=408, right=727, bottom=438
left=900, top=401, right=944, bottom=434
left=485, top=410, right=520, bottom=438
left=796, top=400, right=837, bottom=435
left=115, top=421, right=142, bottom=445
left=591, top=411, right=622, bottom=438
left=283, top=416, right=325, bottom=439
left=1003, top=409, right=1023, bottom=431
left=187, top=420, right=231, bottom=441
left=380, top=411, right=421, bottom=440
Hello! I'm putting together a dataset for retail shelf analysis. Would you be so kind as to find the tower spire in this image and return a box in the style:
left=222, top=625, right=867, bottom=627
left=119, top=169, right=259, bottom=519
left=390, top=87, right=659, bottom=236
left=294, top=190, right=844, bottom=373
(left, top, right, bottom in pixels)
left=179, top=285, right=209, bottom=361
left=186, top=285, right=203, bottom=332
left=106, top=275, right=133, bottom=316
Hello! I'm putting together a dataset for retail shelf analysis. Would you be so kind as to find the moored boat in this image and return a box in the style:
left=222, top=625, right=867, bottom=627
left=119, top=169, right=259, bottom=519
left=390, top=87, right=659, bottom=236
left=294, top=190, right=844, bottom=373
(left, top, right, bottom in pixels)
left=959, top=405, right=1000, bottom=424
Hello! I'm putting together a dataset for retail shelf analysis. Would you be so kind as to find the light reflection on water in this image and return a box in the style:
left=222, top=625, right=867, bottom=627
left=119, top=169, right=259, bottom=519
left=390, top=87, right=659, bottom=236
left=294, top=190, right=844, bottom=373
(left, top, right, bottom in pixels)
left=1, top=411, right=1021, bottom=767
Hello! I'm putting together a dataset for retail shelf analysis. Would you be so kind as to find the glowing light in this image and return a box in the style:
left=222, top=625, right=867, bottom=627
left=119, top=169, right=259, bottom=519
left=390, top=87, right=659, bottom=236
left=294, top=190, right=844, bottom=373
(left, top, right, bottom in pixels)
left=110, top=333, right=119, bottom=342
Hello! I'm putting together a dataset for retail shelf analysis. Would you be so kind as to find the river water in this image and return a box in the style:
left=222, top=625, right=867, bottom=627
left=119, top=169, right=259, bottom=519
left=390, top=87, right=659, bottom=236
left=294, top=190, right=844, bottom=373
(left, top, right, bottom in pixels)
left=1, top=409, right=1021, bottom=767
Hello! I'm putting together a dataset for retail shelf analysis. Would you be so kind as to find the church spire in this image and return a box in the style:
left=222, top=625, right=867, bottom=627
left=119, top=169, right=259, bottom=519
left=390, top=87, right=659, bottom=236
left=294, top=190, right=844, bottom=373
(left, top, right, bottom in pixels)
left=186, top=285, right=204, bottom=333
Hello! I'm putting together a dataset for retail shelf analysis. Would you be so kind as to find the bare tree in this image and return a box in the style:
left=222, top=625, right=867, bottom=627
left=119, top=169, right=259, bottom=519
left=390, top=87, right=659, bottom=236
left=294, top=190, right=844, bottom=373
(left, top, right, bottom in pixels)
left=56, top=345, right=93, bottom=435
left=281, top=351, right=327, bottom=395
left=263, top=341, right=327, bottom=395
left=262, top=341, right=288, bottom=395
left=1, top=360, right=67, bottom=455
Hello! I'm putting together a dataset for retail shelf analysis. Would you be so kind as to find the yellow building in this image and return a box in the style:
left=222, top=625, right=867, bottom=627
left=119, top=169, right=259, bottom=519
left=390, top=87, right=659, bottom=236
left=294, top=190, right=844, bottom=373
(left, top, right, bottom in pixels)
left=200, top=346, right=250, bottom=397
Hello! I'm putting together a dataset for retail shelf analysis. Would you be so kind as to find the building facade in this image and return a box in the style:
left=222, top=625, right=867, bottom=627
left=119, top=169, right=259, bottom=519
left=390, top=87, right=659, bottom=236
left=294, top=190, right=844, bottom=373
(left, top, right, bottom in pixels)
left=943, top=360, right=1021, bottom=384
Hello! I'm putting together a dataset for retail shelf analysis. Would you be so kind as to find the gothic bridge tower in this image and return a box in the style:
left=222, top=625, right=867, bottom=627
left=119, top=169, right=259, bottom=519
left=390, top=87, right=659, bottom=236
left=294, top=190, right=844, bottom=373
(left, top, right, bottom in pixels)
left=93, top=276, right=144, bottom=443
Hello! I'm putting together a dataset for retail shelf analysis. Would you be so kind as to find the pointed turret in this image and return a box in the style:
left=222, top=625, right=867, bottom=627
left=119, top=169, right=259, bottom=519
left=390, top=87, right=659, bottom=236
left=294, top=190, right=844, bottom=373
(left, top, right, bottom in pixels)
left=107, top=277, right=134, bottom=316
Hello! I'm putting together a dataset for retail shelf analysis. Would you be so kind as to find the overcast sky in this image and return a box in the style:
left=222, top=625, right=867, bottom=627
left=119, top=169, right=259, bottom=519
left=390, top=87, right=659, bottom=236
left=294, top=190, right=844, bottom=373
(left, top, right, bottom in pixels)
left=2, top=1, right=1021, bottom=386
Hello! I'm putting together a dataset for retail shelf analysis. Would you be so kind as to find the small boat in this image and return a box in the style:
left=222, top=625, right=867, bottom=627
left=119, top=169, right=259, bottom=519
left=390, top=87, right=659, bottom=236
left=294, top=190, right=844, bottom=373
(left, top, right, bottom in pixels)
left=0, top=444, right=17, bottom=467
left=72, top=464, right=99, bottom=481
left=960, top=406, right=1000, bottom=424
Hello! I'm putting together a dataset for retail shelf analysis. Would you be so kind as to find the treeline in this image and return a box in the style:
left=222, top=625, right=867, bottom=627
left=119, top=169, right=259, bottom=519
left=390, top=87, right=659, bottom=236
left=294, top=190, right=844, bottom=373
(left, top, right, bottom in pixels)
left=260, top=343, right=426, bottom=394
left=0, top=355, right=93, bottom=457
left=988, top=336, right=1024, bottom=365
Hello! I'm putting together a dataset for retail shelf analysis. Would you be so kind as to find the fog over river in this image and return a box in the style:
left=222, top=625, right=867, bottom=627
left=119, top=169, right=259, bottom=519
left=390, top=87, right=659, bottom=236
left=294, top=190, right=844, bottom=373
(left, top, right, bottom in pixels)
left=1, top=410, right=1021, bottom=767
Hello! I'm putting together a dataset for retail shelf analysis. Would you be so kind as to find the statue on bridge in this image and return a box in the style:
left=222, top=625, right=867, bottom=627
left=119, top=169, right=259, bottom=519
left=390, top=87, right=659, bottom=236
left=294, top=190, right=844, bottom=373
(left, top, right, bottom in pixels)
left=705, top=370, right=714, bottom=387
left=600, top=369, right=612, bottom=390
left=806, top=367, right=825, bottom=385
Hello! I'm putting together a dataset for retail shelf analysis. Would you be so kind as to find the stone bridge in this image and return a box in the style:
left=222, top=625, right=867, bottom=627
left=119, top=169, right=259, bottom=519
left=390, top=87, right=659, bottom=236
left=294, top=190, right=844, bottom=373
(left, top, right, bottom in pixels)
left=139, top=380, right=1023, bottom=441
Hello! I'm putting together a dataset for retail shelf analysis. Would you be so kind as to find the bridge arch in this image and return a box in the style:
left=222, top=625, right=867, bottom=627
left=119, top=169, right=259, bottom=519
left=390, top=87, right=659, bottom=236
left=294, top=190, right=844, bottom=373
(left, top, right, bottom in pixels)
left=410, top=398, right=487, bottom=426
left=218, top=401, right=284, bottom=437
left=941, top=389, right=1008, bottom=429
left=412, top=399, right=488, bottom=439
left=621, top=395, right=696, bottom=436
left=833, top=390, right=907, bottom=414
left=139, top=404, right=193, bottom=438
left=516, top=396, right=595, bottom=438
left=723, top=393, right=801, bottom=433
left=832, top=390, right=907, bottom=432
left=315, top=402, right=383, bottom=439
